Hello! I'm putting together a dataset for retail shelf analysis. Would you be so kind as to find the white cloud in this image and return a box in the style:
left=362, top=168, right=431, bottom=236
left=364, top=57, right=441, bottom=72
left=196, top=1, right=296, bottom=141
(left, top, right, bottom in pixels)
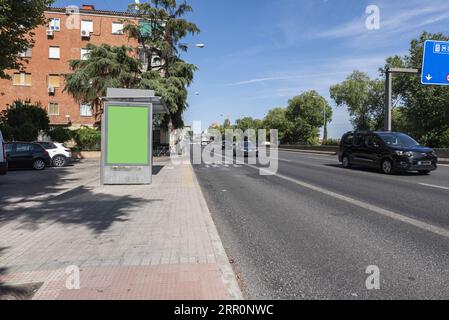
left=317, top=1, right=449, bottom=45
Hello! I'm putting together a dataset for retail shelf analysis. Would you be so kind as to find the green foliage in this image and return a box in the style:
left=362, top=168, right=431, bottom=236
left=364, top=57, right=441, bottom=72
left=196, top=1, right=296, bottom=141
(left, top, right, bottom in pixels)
left=330, top=71, right=384, bottom=131
left=263, top=108, right=291, bottom=142
left=382, top=32, right=449, bottom=147
left=322, top=138, right=340, bottom=146
left=64, top=1, right=200, bottom=129
left=46, top=126, right=72, bottom=143
left=64, top=44, right=141, bottom=119
left=332, top=32, right=449, bottom=147
left=0, top=100, right=50, bottom=141
left=286, top=91, right=332, bottom=145
left=72, top=127, right=101, bottom=150
left=126, top=0, right=200, bottom=128
left=0, top=0, right=54, bottom=78
left=234, top=117, right=263, bottom=133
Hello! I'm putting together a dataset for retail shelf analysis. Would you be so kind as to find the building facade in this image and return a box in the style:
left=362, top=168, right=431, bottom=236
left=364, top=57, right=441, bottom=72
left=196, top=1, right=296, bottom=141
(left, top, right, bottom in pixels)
left=0, top=5, right=139, bottom=128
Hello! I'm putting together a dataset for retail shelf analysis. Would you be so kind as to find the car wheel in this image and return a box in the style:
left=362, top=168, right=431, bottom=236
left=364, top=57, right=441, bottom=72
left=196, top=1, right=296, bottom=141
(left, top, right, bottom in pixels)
left=33, top=159, right=46, bottom=171
left=53, top=155, right=67, bottom=167
left=418, top=170, right=430, bottom=175
left=381, top=159, right=393, bottom=174
left=342, top=155, right=351, bottom=169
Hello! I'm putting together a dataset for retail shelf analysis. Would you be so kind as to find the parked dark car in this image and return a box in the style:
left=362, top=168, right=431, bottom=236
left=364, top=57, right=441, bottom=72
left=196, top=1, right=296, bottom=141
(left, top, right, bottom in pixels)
left=5, top=142, right=51, bottom=171
left=338, top=131, right=438, bottom=174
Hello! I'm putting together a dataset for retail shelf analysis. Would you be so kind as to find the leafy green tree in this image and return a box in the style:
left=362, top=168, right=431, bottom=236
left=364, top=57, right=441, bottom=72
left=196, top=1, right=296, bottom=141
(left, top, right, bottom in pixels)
left=286, top=91, right=332, bottom=144
left=223, top=118, right=231, bottom=130
left=46, top=126, right=72, bottom=143
left=0, top=100, right=50, bottom=141
left=64, top=44, right=141, bottom=120
left=382, top=32, right=449, bottom=147
left=126, top=0, right=200, bottom=128
left=263, top=108, right=292, bottom=142
left=330, top=71, right=384, bottom=131
left=234, top=117, right=263, bottom=133
left=64, top=1, right=200, bottom=129
left=0, top=0, right=54, bottom=78
left=72, top=127, right=101, bottom=150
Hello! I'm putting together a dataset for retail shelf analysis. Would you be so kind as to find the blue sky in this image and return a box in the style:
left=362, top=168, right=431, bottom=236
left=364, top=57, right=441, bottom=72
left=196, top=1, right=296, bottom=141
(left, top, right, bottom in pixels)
left=54, top=0, right=449, bottom=138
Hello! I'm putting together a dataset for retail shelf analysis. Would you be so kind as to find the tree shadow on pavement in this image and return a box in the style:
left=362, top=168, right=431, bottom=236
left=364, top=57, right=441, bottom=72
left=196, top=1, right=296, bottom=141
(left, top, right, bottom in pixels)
left=0, top=186, right=155, bottom=234
left=0, top=162, right=94, bottom=205
left=0, top=248, right=33, bottom=300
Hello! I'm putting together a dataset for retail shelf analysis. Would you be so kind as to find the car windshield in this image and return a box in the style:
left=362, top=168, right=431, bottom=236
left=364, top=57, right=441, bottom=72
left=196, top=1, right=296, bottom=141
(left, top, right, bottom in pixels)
left=377, top=133, right=419, bottom=148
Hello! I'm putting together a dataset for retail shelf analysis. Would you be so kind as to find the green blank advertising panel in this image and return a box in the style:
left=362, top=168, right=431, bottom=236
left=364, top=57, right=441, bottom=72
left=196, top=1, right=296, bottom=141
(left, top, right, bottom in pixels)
left=107, top=106, right=149, bottom=165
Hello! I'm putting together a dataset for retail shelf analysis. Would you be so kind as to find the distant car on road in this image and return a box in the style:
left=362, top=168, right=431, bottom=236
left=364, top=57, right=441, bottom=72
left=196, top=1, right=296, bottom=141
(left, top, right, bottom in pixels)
left=5, top=142, right=51, bottom=171
left=234, top=141, right=258, bottom=157
left=338, top=131, right=438, bottom=175
left=35, top=141, right=72, bottom=167
left=0, top=130, right=7, bottom=175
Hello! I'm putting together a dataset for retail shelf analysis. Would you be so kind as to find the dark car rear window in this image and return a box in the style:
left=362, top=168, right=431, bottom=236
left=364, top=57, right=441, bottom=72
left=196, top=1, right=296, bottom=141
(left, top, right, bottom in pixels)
left=5, top=144, right=13, bottom=153
left=32, top=144, right=45, bottom=152
left=15, top=143, right=32, bottom=152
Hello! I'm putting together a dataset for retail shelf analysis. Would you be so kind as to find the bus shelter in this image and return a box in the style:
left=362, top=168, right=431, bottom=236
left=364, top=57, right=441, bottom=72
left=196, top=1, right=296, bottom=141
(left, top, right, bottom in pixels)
left=101, top=88, right=168, bottom=185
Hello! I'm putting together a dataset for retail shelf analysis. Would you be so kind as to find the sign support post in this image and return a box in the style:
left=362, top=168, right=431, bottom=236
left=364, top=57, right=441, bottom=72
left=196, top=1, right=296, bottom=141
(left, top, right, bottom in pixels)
left=384, top=68, right=419, bottom=131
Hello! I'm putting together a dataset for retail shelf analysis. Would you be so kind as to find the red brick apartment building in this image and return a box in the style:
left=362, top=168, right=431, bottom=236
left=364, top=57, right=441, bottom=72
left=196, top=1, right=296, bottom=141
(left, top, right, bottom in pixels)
left=0, top=5, right=139, bottom=127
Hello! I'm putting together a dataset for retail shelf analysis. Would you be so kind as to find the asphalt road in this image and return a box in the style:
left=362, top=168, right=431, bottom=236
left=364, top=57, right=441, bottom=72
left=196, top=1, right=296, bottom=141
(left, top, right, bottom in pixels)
left=193, top=150, right=449, bottom=299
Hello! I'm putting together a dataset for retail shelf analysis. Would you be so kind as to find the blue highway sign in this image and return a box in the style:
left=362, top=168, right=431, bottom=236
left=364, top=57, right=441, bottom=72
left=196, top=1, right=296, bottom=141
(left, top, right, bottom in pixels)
left=421, top=40, right=449, bottom=85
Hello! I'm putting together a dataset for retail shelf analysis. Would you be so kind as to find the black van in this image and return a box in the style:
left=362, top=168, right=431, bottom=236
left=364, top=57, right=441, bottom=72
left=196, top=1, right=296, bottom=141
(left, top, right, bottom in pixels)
left=338, top=131, right=438, bottom=174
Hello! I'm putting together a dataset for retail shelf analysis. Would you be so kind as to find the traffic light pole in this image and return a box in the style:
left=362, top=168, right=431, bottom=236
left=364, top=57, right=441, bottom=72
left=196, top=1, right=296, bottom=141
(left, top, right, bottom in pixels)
left=384, top=68, right=419, bottom=131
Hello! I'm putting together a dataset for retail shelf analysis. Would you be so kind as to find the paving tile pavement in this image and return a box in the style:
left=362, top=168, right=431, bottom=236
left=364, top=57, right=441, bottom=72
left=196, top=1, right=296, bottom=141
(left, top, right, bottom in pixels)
left=0, top=160, right=242, bottom=300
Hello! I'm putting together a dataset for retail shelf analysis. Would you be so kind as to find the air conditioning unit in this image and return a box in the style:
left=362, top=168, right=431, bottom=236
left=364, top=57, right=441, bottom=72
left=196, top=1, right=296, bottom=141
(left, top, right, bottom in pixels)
left=81, top=30, right=91, bottom=38
left=46, top=29, right=54, bottom=37
left=48, top=87, right=55, bottom=95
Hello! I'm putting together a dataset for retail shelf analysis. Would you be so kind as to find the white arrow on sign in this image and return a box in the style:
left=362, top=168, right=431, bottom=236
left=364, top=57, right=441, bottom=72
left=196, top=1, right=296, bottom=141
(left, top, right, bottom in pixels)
left=426, top=74, right=433, bottom=81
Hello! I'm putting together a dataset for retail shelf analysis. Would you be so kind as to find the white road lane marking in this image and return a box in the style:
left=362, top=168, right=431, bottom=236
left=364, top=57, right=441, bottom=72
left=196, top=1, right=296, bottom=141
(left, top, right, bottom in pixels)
left=277, top=150, right=339, bottom=162
left=419, top=183, right=449, bottom=191
left=226, top=156, right=449, bottom=239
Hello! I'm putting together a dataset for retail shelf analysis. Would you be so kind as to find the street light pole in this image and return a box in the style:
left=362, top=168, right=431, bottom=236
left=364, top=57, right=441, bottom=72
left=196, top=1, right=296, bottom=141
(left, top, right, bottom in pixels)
left=323, top=103, right=327, bottom=143
left=384, top=67, right=419, bottom=131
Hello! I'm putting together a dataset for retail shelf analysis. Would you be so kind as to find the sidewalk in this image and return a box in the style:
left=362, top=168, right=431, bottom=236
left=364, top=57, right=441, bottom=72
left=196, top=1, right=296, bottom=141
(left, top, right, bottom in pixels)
left=0, top=160, right=242, bottom=300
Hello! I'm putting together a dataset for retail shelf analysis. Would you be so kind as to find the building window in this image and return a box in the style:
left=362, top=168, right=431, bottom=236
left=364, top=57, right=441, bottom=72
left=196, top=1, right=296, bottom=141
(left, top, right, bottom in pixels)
left=12, top=72, right=32, bottom=86
left=112, top=22, right=123, bottom=34
left=48, top=75, right=60, bottom=88
left=48, top=103, right=60, bottom=116
left=81, top=20, right=94, bottom=33
left=80, top=48, right=90, bottom=60
left=112, top=22, right=124, bottom=35
left=80, top=104, right=93, bottom=117
left=18, top=48, right=32, bottom=58
left=49, top=46, right=60, bottom=59
left=49, top=18, right=61, bottom=31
